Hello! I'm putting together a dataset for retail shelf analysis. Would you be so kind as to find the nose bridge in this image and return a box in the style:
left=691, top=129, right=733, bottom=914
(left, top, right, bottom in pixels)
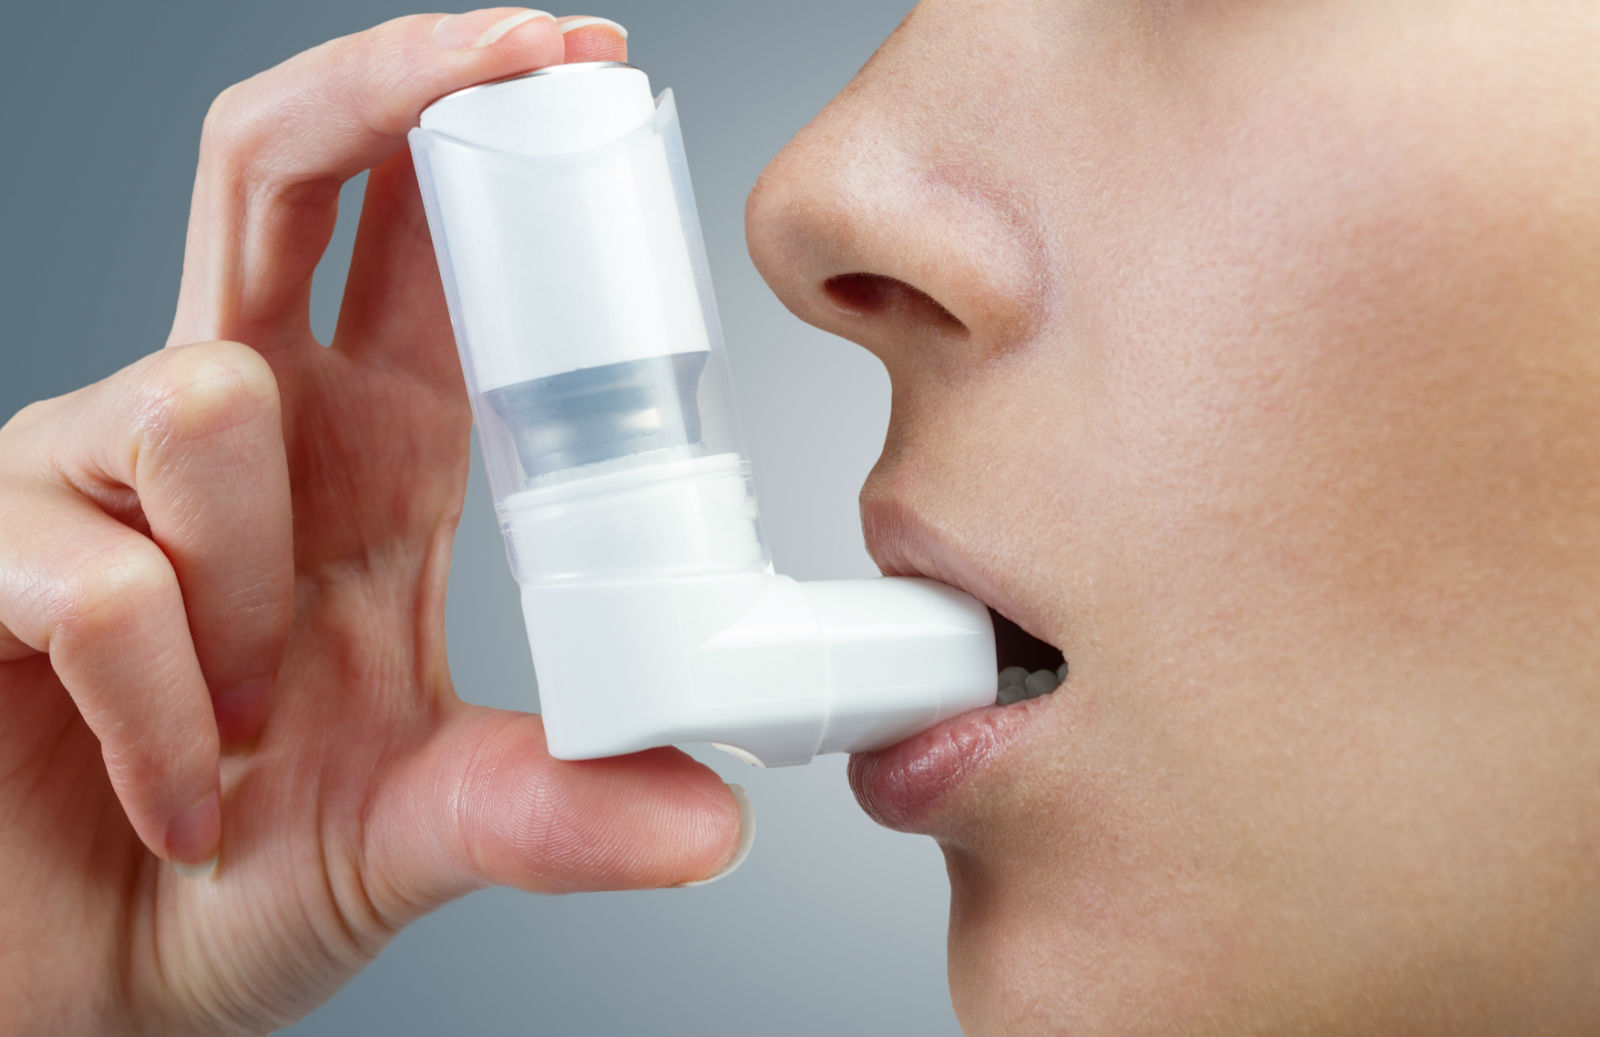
left=745, top=35, right=1049, bottom=364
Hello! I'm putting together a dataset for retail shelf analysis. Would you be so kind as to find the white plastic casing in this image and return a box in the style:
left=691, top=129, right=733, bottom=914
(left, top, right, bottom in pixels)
left=415, top=64, right=708, bottom=392
left=409, top=63, right=996, bottom=766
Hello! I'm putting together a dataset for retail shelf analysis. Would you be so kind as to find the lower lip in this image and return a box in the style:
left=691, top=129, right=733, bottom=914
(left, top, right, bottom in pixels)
left=847, top=693, right=1053, bottom=832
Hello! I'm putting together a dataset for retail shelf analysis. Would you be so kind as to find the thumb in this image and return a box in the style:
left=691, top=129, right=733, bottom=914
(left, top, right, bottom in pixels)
left=362, top=706, right=751, bottom=915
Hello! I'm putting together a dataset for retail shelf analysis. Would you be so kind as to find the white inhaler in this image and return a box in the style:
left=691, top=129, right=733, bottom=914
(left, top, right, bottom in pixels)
left=408, top=62, right=996, bottom=766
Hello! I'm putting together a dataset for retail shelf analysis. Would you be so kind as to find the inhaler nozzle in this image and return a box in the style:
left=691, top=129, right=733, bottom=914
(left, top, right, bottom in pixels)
left=410, top=62, right=997, bottom=766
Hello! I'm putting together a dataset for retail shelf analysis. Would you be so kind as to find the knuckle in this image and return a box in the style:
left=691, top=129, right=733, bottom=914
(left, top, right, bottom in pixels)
left=197, top=82, right=256, bottom=170
left=0, top=396, right=59, bottom=446
left=359, top=19, right=442, bottom=115
left=137, top=342, right=280, bottom=446
left=49, top=539, right=176, bottom=649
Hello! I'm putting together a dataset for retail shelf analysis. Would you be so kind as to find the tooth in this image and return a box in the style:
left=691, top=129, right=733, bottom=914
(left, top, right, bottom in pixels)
left=998, top=665, right=1029, bottom=688
left=995, top=683, right=1028, bottom=707
left=1056, top=662, right=1068, bottom=682
left=1023, top=669, right=1059, bottom=698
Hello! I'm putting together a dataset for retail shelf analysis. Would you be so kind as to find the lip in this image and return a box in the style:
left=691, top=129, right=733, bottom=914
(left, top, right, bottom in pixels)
left=851, top=498, right=1061, bottom=832
left=848, top=692, right=1055, bottom=832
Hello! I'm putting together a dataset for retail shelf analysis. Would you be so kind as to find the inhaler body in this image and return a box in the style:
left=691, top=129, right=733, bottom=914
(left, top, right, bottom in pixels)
left=409, top=63, right=994, bottom=766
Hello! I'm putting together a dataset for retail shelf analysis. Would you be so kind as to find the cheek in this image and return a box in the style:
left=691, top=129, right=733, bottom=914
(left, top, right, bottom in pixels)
left=1063, top=67, right=1600, bottom=685
left=871, top=6, right=1600, bottom=1032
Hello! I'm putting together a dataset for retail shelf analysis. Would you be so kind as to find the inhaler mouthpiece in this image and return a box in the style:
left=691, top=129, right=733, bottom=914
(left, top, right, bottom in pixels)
left=410, top=63, right=996, bottom=766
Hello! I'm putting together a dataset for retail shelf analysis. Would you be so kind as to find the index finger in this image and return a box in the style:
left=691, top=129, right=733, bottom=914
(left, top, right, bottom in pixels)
left=169, top=8, right=568, bottom=351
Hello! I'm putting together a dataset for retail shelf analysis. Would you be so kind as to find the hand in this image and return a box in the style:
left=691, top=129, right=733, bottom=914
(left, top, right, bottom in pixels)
left=0, top=11, right=745, bottom=1033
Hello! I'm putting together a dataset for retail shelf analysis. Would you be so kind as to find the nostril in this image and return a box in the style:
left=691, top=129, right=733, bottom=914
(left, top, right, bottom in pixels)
left=824, top=272, right=894, bottom=312
left=823, top=273, right=969, bottom=336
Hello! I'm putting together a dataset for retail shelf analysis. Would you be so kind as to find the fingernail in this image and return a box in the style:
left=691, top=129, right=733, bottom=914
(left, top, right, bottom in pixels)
left=433, top=8, right=555, bottom=49
left=167, top=790, right=221, bottom=870
left=560, top=15, right=628, bottom=40
left=173, top=854, right=219, bottom=881
left=679, top=784, right=754, bottom=888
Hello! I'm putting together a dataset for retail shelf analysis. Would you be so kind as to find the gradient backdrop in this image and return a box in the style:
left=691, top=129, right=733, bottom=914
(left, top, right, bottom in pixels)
left=0, top=2, right=970, bottom=1035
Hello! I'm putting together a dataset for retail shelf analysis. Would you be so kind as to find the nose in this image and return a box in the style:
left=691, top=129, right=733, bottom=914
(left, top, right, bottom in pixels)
left=744, top=44, right=1047, bottom=373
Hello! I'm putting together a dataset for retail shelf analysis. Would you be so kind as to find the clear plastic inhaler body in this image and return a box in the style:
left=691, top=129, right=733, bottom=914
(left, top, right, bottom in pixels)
left=409, top=62, right=995, bottom=766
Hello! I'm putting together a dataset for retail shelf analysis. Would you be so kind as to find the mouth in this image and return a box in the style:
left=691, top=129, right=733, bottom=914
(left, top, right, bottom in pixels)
left=849, top=505, right=1067, bottom=832
left=990, top=607, right=1067, bottom=706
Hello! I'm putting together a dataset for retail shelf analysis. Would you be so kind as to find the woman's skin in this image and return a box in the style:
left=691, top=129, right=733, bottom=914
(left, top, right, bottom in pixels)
left=0, top=12, right=745, bottom=1035
left=748, top=0, right=1600, bottom=1032
left=2, top=1, right=1597, bottom=1034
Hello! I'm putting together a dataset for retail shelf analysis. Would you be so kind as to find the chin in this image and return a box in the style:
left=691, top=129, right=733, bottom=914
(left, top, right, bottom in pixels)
left=942, top=852, right=1184, bottom=1036
left=932, top=765, right=1282, bottom=1037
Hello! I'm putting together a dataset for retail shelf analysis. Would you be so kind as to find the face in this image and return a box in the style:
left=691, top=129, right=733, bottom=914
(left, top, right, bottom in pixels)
left=746, top=1, right=1600, bottom=1031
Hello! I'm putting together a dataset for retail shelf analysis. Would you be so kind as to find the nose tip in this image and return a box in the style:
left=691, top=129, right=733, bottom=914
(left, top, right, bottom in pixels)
left=744, top=151, right=849, bottom=331
left=745, top=111, right=1047, bottom=364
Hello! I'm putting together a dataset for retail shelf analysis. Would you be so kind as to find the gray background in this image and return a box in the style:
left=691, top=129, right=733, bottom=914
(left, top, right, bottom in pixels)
left=0, top=3, right=961, bottom=1035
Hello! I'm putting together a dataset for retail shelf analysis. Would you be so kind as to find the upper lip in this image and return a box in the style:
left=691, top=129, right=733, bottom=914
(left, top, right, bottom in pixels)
left=860, top=496, right=1058, bottom=651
